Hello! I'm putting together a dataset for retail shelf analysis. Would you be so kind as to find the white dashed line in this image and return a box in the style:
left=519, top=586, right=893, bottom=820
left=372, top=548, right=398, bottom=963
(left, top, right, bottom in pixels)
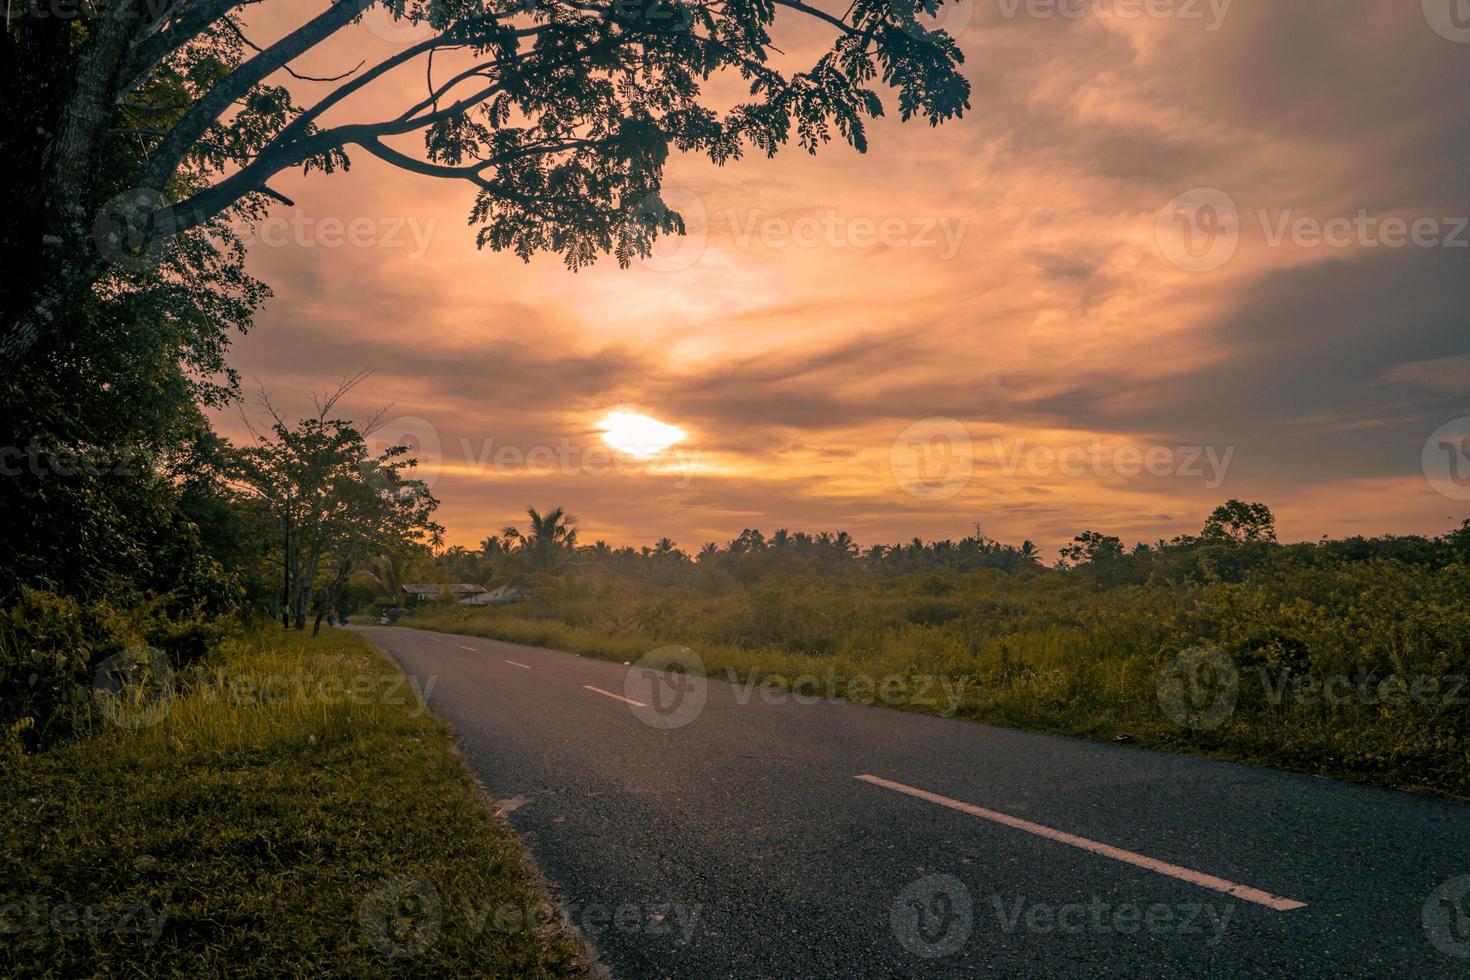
left=855, top=774, right=1306, bottom=912
left=460, top=645, right=477, bottom=652
left=505, top=660, right=532, bottom=669
left=583, top=685, right=646, bottom=707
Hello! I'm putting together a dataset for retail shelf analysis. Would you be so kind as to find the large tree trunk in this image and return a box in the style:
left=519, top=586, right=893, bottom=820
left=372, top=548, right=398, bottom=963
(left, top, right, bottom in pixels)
left=2, top=7, right=139, bottom=365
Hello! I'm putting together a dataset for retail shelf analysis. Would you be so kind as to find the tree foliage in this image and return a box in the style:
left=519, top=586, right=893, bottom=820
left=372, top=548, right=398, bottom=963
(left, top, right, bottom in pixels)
left=2, top=0, right=971, bottom=361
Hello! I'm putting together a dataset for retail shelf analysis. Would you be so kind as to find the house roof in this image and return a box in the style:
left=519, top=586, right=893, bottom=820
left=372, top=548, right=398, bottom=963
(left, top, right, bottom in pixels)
left=401, top=583, right=488, bottom=595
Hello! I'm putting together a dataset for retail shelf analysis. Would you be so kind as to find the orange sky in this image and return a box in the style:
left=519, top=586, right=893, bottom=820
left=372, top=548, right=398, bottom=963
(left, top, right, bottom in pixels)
left=213, top=2, right=1470, bottom=556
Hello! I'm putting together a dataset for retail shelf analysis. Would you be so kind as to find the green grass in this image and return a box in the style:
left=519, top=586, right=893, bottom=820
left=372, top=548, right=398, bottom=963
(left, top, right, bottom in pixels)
left=0, top=626, right=588, bottom=978
left=400, top=559, right=1470, bottom=800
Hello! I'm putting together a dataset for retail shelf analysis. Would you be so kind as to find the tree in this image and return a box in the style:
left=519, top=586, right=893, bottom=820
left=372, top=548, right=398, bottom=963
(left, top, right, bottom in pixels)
left=1201, top=500, right=1277, bottom=544
left=503, top=506, right=579, bottom=573
left=1059, top=531, right=1125, bottom=568
left=232, top=378, right=444, bottom=629
left=3, top=0, right=971, bottom=364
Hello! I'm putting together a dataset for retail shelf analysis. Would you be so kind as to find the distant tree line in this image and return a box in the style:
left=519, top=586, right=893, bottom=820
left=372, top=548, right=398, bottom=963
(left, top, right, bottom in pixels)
left=412, top=501, right=1470, bottom=592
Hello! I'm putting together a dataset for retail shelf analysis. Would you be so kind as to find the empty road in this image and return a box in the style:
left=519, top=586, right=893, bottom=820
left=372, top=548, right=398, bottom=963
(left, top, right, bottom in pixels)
left=351, top=625, right=1470, bottom=978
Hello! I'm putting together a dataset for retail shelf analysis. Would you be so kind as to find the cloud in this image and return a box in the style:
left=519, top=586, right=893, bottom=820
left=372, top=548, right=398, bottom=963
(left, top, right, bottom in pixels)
left=215, top=3, right=1470, bottom=556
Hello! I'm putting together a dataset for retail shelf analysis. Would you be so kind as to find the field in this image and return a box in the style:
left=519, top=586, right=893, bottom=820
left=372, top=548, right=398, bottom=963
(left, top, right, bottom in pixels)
left=0, top=627, right=587, bottom=978
left=402, top=550, right=1470, bottom=798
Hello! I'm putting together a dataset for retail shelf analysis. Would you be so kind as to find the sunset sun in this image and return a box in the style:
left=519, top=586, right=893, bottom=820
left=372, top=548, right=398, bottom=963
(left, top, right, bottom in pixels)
left=597, top=410, right=686, bottom=458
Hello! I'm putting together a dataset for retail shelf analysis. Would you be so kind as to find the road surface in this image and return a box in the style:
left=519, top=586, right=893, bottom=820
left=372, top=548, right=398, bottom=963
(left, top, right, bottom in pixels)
left=350, top=624, right=1470, bottom=978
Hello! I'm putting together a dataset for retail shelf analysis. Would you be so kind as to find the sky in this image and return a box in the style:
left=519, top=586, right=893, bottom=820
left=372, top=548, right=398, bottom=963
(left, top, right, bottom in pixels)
left=214, top=1, right=1470, bottom=556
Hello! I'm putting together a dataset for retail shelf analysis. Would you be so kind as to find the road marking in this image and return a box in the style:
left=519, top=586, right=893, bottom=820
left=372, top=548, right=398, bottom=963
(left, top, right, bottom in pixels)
left=583, top=685, right=647, bottom=707
left=855, top=774, right=1307, bottom=912
left=426, top=636, right=441, bottom=643
left=460, top=645, right=477, bottom=652
left=505, top=660, right=531, bottom=669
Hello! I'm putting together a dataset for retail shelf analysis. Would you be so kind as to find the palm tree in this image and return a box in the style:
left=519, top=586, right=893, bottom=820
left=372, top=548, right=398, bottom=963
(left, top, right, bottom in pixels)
left=502, top=506, right=579, bottom=573
left=363, top=553, right=414, bottom=603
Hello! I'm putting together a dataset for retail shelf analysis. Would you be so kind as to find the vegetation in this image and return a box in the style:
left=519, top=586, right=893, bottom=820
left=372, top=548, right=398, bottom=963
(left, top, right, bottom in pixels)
left=3, top=0, right=969, bottom=364
left=0, top=626, right=587, bottom=978
left=403, top=503, right=1470, bottom=798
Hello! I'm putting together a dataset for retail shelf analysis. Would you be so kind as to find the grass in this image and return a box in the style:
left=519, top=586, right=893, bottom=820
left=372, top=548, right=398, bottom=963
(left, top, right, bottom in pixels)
left=399, top=558, right=1470, bottom=800
left=0, top=626, right=588, bottom=978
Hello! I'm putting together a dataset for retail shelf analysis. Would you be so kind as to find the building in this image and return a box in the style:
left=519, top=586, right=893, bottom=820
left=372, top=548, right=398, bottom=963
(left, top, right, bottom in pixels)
left=456, top=583, right=531, bottom=606
left=400, top=583, right=488, bottom=604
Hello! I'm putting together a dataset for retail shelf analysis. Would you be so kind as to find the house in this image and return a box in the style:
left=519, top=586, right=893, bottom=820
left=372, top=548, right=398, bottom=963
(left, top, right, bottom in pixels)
left=400, top=583, right=488, bottom=604
left=457, top=582, right=531, bottom=606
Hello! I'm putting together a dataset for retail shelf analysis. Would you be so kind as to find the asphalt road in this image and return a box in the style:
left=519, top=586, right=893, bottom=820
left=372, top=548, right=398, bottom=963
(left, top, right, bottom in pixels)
left=350, top=624, right=1470, bottom=978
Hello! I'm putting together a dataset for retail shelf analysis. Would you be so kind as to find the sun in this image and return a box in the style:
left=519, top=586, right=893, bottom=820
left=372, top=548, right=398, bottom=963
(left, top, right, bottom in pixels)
left=597, top=410, right=685, bottom=458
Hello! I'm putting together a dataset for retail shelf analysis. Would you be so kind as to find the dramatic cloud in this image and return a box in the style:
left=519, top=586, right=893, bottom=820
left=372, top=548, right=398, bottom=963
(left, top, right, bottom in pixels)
left=215, top=1, right=1470, bottom=555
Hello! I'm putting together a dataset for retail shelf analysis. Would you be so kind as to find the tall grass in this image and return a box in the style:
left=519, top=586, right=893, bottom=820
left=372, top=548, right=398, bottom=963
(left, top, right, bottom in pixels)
left=407, top=559, right=1470, bottom=797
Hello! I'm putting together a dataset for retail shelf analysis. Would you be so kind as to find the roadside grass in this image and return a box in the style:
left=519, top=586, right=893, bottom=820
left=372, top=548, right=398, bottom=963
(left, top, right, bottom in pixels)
left=400, top=561, right=1470, bottom=800
left=0, top=626, right=587, bottom=978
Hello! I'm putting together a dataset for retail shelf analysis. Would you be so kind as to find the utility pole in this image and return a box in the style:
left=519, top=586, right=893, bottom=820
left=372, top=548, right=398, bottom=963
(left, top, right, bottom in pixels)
left=281, top=484, right=291, bottom=630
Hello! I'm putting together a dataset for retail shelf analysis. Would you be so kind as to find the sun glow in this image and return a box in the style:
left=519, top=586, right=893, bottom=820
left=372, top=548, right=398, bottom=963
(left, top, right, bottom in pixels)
left=597, top=410, right=686, bottom=458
